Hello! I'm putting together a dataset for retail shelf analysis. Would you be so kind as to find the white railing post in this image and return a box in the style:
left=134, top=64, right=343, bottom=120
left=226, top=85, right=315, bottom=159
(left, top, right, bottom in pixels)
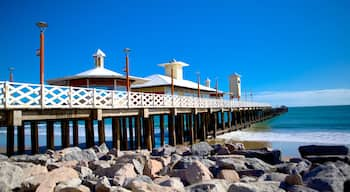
left=111, top=90, right=115, bottom=108
left=69, top=86, right=73, bottom=108
left=41, top=84, right=45, bottom=109
left=4, top=81, right=9, bottom=109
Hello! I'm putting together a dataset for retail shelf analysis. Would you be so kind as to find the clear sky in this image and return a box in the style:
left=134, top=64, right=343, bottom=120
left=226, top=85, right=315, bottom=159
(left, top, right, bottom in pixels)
left=0, top=0, right=349, bottom=106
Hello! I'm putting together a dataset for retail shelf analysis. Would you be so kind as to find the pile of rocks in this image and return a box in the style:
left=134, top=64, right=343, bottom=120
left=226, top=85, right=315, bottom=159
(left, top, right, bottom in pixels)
left=0, top=142, right=349, bottom=192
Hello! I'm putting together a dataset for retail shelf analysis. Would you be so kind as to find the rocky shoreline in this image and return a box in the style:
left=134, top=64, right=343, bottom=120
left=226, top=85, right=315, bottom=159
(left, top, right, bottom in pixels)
left=0, top=142, right=349, bottom=192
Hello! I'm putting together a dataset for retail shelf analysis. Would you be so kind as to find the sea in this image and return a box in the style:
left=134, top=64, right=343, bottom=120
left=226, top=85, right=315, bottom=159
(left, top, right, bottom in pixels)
left=1, top=105, right=350, bottom=156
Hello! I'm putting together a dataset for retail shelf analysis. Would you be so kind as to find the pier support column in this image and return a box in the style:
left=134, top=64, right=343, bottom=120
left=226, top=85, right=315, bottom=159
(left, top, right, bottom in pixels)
left=213, top=112, right=217, bottom=139
left=129, top=117, right=134, bottom=149
left=228, top=110, right=232, bottom=130
left=151, top=117, right=155, bottom=148
left=143, top=117, right=152, bottom=150
left=47, top=120, right=54, bottom=150
left=61, top=119, right=70, bottom=148
left=122, top=118, right=128, bottom=150
left=31, top=121, right=39, bottom=154
left=17, top=124, right=25, bottom=154
left=189, top=113, right=194, bottom=145
left=73, top=120, right=79, bottom=146
left=112, top=117, right=121, bottom=150
left=135, top=115, right=141, bottom=150
left=85, top=119, right=94, bottom=148
left=194, top=113, right=199, bottom=142
left=179, top=114, right=184, bottom=144
left=221, top=110, right=225, bottom=130
left=98, top=119, right=105, bottom=145
left=233, top=110, right=237, bottom=130
left=160, top=114, right=165, bottom=146
left=7, top=125, right=14, bottom=156
left=168, top=112, right=176, bottom=146
left=201, top=113, right=207, bottom=141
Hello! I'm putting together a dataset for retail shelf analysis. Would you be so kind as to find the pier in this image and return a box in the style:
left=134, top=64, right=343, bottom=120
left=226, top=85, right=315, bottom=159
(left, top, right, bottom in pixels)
left=0, top=81, right=287, bottom=156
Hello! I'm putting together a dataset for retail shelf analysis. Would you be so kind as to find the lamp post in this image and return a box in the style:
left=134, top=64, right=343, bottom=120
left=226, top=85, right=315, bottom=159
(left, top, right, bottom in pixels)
left=124, top=48, right=131, bottom=92
left=36, top=21, right=48, bottom=85
left=196, top=72, right=200, bottom=97
left=8, top=67, right=14, bottom=82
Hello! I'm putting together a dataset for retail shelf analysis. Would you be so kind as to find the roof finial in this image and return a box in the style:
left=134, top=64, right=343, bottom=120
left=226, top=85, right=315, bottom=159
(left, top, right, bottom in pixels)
left=93, top=49, right=106, bottom=68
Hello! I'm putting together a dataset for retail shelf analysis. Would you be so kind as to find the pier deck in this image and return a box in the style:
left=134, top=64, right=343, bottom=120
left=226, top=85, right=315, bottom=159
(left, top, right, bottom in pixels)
left=0, top=81, right=287, bottom=156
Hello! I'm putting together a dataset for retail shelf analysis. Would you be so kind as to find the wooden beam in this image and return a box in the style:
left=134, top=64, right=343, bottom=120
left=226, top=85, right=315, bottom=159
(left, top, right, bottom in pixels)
left=129, top=117, right=134, bottom=149
left=31, top=121, right=39, bottom=154
left=98, top=119, right=105, bottom=145
left=17, top=124, right=25, bottom=154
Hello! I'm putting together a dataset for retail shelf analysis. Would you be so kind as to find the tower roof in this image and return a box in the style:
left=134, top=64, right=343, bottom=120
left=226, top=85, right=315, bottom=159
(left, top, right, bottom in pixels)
left=93, top=49, right=106, bottom=57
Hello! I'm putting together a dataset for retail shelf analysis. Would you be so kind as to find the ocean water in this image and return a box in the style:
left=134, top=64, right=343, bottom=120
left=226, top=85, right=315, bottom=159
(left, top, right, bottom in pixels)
left=1, top=105, right=349, bottom=156
left=218, top=105, right=350, bottom=156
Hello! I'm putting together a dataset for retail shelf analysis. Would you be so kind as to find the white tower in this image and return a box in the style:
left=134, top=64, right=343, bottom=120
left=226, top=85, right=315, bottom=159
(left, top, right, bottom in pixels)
left=205, top=78, right=211, bottom=88
left=93, top=49, right=106, bottom=68
left=158, top=59, right=189, bottom=80
left=229, top=73, right=241, bottom=100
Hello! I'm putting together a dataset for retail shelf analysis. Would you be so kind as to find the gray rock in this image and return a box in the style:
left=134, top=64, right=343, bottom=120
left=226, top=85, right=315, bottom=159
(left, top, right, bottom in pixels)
left=185, top=179, right=231, bottom=192
left=10, top=154, right=49, bottom=165
left=125, top=175, right=153, bottom=189
left=74, top=166, right=93, bottom=178
left=245, top=158, right=275, bottom=172
left=110, top=186, right=132, bottom=192
left=240, top=176, right=258, bottom=183
left=132, top=159, right=144, bottom=175
left=191, top=142, right=214, bottom=156
left=281, top=185, right=318, bottom=192
left=276, top=160, right=311, bottom=175
left=173, top=156, right=200, bottom=169
left=55, top=178, right=82, bottom=191
left=0, top=161, right=24, bottom=189
left=152, top=145, right=176, bottom=157
left=216, top=158, right=247, bottom=171
left=82, top=174, right=99, bottom=191
left=0, top=181, right=11, bottom=192
left=225, top=143, right=245, bottom=152
left=0, top=154, right=8, bottom=161
left=95, top=143, right=109, bottom=154
left=304, top=162, right=348, bottom=192
left=258, top=172, right=288, bottom=182
left=217, top=146, right=230, bottom=155
left=95, top=176, right=111, bottom=192
left=89, top=160, right=111, bottom=170
left=62, top=148, right=98, bottom=162
left=228, top=181, right=285, bottom=192
left=238, top=169, right=266, bottom=178
left=232, top=149, right=282, bottom=165
left=158, top=177, right=185, bottom=192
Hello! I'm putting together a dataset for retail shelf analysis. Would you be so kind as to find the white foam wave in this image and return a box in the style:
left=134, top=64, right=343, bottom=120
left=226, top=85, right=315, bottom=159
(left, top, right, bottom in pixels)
left=217, top=131, right=350, bottom=145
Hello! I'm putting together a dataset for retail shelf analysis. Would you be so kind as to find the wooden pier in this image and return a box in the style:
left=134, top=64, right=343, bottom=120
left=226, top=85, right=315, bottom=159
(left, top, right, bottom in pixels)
left=0, top=81, right=287, bottom=156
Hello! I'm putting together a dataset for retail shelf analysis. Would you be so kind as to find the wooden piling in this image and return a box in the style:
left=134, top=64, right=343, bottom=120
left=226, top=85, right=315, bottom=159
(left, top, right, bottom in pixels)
left=228, top=110, right=232, bottom=130
left=6, top=125, right=14, bottom=156
left=122, top=118, right=128, bottom=150
left=85, top=119, right=94, bottom=148
left=213, top=112, right=217, bottom=139
left=129, top=117, right=134, bottom=149
left=98, top=119, right=105, bottom=145
left=188, top=113, right=194, bottom=144
left=135, top=116, right=141, bottom=150
left=47, top=120, right=54, bottom=150
left=160, top=114, right=165, bottom=146
left=111, top=117, right=120, bottom=150
left=143, top=117, right=152, bottom=150
left=31, top=121, right=39, bottom=154
left=17, top=124, right=25, bottom=154
left=179, top=114, right=184, bottom=144
left=201, top=113, right=207, bottom=141
left=221, top=111, right=225, bottom=130
left=61, top=119, right=70, bottom=148
left=73, top=120, right=79, bottom=146
left=168, top=113, right=176, bottom=146
left=151, top=116, right=155, bottom=148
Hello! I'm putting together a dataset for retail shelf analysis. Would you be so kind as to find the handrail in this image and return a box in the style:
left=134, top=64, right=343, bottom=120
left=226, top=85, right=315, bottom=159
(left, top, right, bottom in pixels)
left=0, top=81, right=271, bottom=109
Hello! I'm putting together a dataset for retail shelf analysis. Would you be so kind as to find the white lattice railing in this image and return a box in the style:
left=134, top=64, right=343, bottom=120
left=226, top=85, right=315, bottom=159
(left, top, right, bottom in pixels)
left=0, top=81, right=271, bottom=109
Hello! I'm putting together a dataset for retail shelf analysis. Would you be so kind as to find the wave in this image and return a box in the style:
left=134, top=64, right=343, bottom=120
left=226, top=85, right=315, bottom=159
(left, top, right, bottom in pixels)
left=217, top=130, right=350, bottom=145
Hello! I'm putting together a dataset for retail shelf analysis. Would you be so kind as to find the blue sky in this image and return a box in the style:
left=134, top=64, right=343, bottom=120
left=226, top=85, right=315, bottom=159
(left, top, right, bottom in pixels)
left=0, top=0, right=349, bottom=106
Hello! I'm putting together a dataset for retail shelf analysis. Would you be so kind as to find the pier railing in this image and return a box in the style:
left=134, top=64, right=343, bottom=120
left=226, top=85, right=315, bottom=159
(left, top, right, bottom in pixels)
left=0, top=81, right=270, bottom=109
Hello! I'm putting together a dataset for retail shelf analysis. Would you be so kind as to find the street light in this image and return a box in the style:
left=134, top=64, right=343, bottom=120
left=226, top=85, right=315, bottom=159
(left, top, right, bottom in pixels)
left=36, top=21, right=48, bottom=85
left=124, top=48, right=131, bottom=92
left=8, top=67, right=14, bottom=82
left=196, top=72, right=200, bottom=97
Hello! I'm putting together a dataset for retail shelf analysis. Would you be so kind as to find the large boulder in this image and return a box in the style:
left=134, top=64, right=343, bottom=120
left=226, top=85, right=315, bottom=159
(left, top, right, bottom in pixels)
left=0, top=161, right=24, bottom=189
left=216, top=157, right=247, bottom=171
left=155, top=177, right=185, bottom=192
left=0, top=154, right=8, bottom=161
left=228, top=181, right=285, bottom=192
left=172, top=160, right=213, bottom=185
left=95, top=176, right=112, bottom=192
left=281, top=185, right=318, bottom=192
left=185, top=179, right=231, bottom=192
left=152, top=145, right=176, bottom=157
left=304, top=161, right=350, bottom=192
left=10, top=154, right=49, bottom=165
left=232, top=148, right=282, bottom=165
left=284, top=173, right=303, bottom=185
left=96, top=163, right=137, bottom=186
left=61, top=148, right=98, bottom=162
left=191, top=142, right=214, bottom=156
left=245, top=158, right=276, bottom=172
left=258, top=172, right=288, bottom=182
left=126, top=180, right=175, bottom=192
left=94, top=143, right=110, bottom=154
left=299, top=145, right=350, bottom=164
left=143, top=159, right=163, bottom=179
left=0, top=181, right=11, bottom=192
left=36, top=167, right=80, bottom=192
left=217, top=169, right=240, bottom=183
left=275, top=159, right=311, bottom=175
